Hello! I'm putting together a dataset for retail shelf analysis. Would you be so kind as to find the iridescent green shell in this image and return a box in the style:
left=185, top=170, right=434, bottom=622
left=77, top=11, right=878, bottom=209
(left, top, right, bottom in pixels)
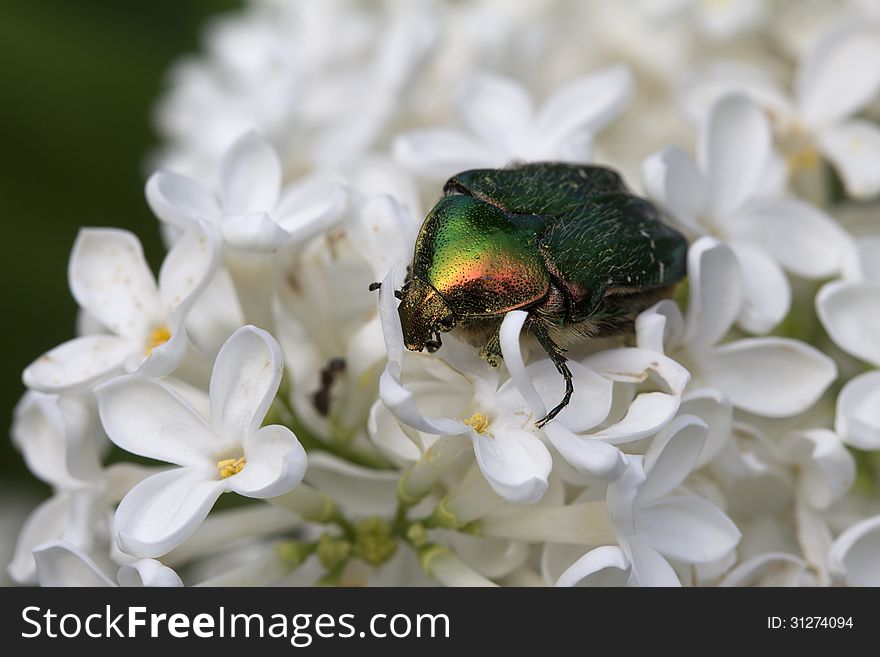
left=407, top=163, right=686, bottom=327
left=412, top=195, right=549, bottom=318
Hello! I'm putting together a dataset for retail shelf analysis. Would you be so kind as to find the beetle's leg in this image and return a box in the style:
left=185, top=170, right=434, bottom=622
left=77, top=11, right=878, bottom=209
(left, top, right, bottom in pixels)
left=529, top=319, right=573, bottom=428
left=425, top=333, right=442, bottom=352
left=479, top=332, right=502, bottom=367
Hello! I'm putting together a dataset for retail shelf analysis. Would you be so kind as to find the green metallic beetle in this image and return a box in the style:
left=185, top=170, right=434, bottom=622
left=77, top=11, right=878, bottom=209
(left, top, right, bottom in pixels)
left=372, top=162, right=688, bottom=426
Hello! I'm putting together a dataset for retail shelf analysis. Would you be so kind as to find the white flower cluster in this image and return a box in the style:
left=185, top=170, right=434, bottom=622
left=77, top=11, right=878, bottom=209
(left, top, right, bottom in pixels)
left=10, top=0, right=880, bottom=587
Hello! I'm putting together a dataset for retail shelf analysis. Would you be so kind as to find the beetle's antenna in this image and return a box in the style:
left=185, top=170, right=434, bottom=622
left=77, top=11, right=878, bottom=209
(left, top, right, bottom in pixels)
left=530, top=320, right=573, bottom=428
left=368, top=282, right=381, bottom=292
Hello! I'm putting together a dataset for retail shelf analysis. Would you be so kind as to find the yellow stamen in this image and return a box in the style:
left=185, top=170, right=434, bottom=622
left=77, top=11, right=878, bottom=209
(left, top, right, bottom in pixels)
left=464, top=412, right=489, bottom=434
left=786, top=144, right=820, bottom=173
left=217, top=457, right=246, bottom=479
left=145, top=325, right=172, bottom=355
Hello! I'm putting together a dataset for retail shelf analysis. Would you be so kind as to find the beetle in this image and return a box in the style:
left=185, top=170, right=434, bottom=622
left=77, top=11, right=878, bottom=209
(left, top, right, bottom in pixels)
left=371, top=162, right=688, bottom=427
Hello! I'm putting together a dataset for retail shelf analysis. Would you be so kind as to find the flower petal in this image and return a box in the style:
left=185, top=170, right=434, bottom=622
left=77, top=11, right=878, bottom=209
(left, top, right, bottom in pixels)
left=456, top=71, right=534, bottom=155
left=626, top=544, right=681, bottom=586
left=219, top=131, right=281, bottom=212
left=532, top=64, right=634, bottom=157
left=275, top=179, right=347, bottom=243
left=828, top=514, right=880, bottom=586
left=582, top=348, right=690, bottom=395
left=96, top=375, right=216, bottom=467
left=158, top=223, right=220, bottom=314
left=227, top=424, right=306, bottom=498
left=834, top=371, right=880, bottom=450
left=718, top=552, right=813, bottom=586
left=640, top=415, right=708, bottom=504
left=303, top=451, right=400, bottom=517
left=818, top=119, right=880, bottom=199
left=117, top=559, right=183, bottom=587
left=700, top=94, right=772, bottom=217
left=114, top=468, right=225, bottom=558
left=844, top=236, right=880, bottom=283
left=524, top=359, right=613, bottom=433
left=349, top=195, right=420, bottom=281
left=220, top=211, right=290, bottom=251
left=368, top=399, right=423, bottom=463
left=555, top=545, right=630, bottom=587
left=730, top=197, right=850, bottom=278
left=543, top=422, right=626, bottom=480
left=23, top=335, right=131, bottom=393
left=797, top=23, right=880, bottom=127
left=146, top=170, right=219, bottom=229
left=580, top=348, right=689, bottom=445
left=636, top=300, right=684, bottom=353
left=728, top=242, right=791, bottom=335
left=392, top=129, right=498, bottom=178
left=498, top=310, right=546, bottom=417
left=8, top=494, right=69, bottom=584
left=641, top=145, right=706, bottom=235
left=12, top=391, right=100, bottom=488
left=33, top=541, right=116, bottom=587
left=69, top=228, right=161, bottom=340
left=682, top=237, right=741, bottom=351
left=782, top=429, right=855, bottom=510
left=700, top=337, right=836, bottom=417
left=586, top=392, right=682, bottom=446
left=185, top=268, right=245, bottom=357
left=680, top=388, right=733, bottom=466
left=816, top=280, right=880, bottom=367
left=210, top=325, right=283, bottom=446
left=639, top=496, right=741, bottom=563
left=473, top=425, right=552, bottom=504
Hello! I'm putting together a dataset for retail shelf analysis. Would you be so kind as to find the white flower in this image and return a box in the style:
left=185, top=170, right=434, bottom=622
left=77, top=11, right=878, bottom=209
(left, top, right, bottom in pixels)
left=499, top=311, right=689, bottom=477
left=95, top=325, right=307, bottom=557
left=276, top=194, right=419, bottom=441
left=374, top=264, right=690, bottom=499
left=817, top=243, right=880, bottom=449
left=681, top=22, right=880, bottom=198
left=393, top=65, right=633, bottom=179
left=375, top=286, right=553, bottom=503
left=34, top=540, right=182, bottom=587
left=643, top=93, right=851, bottom=333
left=637, top=237, right=837, bottom=417
left=556, top=416, right=740, bottom=586
left=710, top=423, right=854, bottom=584
left=153, top=6, right=301, bottom=179
left=829, top=514, right=880, bottom=586
left=8, top=392, right=153, bottom=583
left=23, top=225, right=218, bottom=393
left=148, top=131, right=346, bottom=253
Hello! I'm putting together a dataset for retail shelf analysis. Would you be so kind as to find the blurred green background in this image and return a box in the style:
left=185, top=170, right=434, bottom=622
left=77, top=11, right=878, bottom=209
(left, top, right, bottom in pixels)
left=0, top=0, right=240, bottom=489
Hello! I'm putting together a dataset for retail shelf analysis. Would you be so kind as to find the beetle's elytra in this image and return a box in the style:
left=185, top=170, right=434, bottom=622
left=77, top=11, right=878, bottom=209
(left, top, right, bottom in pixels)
left=374, top=162, right=688, bottom=426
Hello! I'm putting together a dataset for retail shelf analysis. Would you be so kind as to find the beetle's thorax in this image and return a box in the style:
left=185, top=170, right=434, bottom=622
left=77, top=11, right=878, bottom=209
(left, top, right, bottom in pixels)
left=413, top=195, right=549, bottom=320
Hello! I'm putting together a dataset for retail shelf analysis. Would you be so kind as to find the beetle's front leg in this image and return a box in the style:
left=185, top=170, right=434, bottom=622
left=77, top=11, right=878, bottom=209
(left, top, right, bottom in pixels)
left=479, top=331, right=502, bottom=367
left=528, top=318, right=573, bottom=428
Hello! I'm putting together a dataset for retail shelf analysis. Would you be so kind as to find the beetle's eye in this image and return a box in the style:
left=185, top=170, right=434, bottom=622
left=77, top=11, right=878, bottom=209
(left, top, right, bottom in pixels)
left=438, top=315, right=455, bottom=331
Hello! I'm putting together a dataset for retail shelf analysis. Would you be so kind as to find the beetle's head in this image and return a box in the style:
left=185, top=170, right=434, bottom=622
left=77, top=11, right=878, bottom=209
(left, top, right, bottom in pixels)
left=398, top=279, right=456, bottom=353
